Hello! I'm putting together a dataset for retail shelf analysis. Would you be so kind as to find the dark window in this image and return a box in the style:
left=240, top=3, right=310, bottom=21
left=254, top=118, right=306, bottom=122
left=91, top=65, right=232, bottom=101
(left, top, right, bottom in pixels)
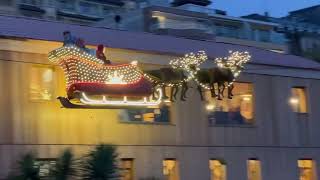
left=119, top=104, right=170, bottom=123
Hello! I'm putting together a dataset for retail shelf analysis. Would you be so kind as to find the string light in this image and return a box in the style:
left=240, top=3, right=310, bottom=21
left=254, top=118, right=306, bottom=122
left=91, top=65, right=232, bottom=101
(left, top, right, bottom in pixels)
left=49, top=45, right=251, bottom=106
left=48, top=45, right=162, bottom=106
left=80, top=88, right=162, bottom=106
left=215, top=51, right=251, bottom=86
left=48, top=45, right=144, bottom=88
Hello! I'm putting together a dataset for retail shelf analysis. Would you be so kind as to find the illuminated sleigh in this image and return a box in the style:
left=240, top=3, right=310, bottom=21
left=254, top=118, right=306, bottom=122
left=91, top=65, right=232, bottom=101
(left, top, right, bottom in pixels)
left=48, top=45, right=162, bottom=108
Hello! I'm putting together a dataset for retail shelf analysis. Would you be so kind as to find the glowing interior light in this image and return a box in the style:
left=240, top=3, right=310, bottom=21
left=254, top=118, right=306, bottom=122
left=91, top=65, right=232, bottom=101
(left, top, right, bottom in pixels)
left=289, top=97, right=299, bottom=105
left=206, top=104, right=215, bottom=111
left=80, top=88, right=163, bottom=106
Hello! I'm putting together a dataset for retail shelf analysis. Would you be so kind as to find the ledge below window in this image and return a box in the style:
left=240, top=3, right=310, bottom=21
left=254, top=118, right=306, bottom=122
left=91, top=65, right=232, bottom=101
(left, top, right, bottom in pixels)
left=210, top=124, right=256, bottom=128
left=119, top=121, right=175, bottom=126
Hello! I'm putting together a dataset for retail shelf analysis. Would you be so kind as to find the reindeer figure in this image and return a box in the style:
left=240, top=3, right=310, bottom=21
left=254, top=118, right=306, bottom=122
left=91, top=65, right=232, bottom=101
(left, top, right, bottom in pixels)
left=145, top=51, right=208, bottom=102
left=196, top=51, right=251, bottom=100
left=214, top=51, right=251, bottom=99
left=145, top=68, right=189, bottom=101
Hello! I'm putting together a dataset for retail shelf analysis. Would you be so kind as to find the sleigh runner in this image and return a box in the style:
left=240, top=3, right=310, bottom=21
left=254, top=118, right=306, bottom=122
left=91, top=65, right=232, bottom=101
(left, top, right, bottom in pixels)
left=49, top=45, right=163, bottom=108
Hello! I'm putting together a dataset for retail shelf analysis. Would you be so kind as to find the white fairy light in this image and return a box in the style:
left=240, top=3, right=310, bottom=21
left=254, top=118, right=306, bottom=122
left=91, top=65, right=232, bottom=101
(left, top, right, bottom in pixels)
left=80, top=88, right=162, bottom=106
left=48, top=45, right=144, bottom=89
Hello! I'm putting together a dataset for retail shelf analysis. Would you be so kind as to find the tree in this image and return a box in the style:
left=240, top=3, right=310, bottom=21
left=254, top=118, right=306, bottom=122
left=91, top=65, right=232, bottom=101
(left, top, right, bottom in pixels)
left=50, top=149, right=76, bottom=180
left=80, top=144, right=119, bottom=180
left=7, top=152, right=40, bottom=180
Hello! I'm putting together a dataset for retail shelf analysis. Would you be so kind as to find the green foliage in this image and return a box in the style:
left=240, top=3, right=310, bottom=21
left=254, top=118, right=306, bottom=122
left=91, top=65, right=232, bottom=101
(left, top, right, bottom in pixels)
left=80, top=144, right=119, bottom=180
left=8, top=152, right=40, bottom=180
left=50, top=149, right=75, bottom=180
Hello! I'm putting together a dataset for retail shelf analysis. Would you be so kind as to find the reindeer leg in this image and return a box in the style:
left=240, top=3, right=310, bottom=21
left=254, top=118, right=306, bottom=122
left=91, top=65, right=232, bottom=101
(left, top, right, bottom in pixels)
left=210, top=85, right=217, bottom=98
left=229, top=83, right=234, bottom=97
left=180, top=84, right=187, bottom=101
left=170, top=86, right=176, bottom=102
left=182, top=82, right=189, bottom=99
left=217, top=82, right=223, bottom=100
left=220, top=83, right=226, bottom=98
left=197, top=85, right=204, bottom=101
left=173, top=86, right=179, bottom=101
left=228, top=83, right=234, bottom=99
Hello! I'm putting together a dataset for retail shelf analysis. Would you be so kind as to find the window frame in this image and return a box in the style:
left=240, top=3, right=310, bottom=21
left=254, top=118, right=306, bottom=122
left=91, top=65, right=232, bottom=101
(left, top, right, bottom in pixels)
left=209, top=159, right=227, bottom=180
left=120, top=158, right=134, bottom=180
left=289, top=86, right=308, bottom=114
left=247, top=158, right=262, bottom=180
left=118, top=105, right=173, bottom=125
left=163, top=158, right=179, bottom=179
left=297, top=159, right=317, bottom=180
left=118, top=86, right=173, bottom=125
left=28, top=64, right=56, bottom=103
left=207, top=81, right=256, bottom=127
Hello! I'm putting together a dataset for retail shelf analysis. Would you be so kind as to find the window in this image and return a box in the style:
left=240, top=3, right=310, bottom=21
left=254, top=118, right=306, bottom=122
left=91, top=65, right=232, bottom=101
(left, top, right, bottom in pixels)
left=206, top=82, right=254, bottom=125
left=119, top=87, right=171, bottom=124
left=79, top=2, right=99, bottom=16
left=119, top=104, right=170, bottom=123
left=121, top=158, right=134, bottom=180
left=29, top=66, right=54, bottom=101
left=247, top=159, right=262, bottom=180
left=34, top=159, right=56, bottom=179
left=209, top=159, right=227, bottom=180
left=57, top=0, right=75, bottom=11
left=290, top=87, right=307, bottom=113
left=102, top=6, right=114, bottom=16
left=257, top=30, right=270, bottom=42
left=163, top=159, right=179, bottom=180
left=21, top=0, right=42, bottom=6
left=298, top=159, right=317, bottom=180
left=215, top=24, right=240, bottom=38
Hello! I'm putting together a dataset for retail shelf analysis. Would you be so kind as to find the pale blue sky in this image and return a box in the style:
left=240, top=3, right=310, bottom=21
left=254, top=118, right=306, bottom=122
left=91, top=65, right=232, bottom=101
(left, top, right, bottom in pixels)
left=211, top=0, right=320, bottom=17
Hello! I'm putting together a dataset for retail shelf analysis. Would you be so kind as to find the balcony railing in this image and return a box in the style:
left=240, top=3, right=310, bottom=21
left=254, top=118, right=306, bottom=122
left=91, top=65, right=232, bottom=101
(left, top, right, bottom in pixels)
left=150, top=21, right=287, bottom=45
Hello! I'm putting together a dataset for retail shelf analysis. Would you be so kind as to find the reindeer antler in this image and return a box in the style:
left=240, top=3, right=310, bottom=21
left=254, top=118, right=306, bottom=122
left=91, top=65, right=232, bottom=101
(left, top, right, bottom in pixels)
left=215, top=51, right=251, bottom=78
left=169, top=51, right=207, bottom=69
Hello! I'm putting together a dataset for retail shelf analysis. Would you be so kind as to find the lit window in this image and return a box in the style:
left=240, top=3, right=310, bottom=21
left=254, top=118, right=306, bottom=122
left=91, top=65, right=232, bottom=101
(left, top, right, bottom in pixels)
left=34, top=159, right=56, bottom=179
left=29, top=66, right=54, bottom=101
left=163, top=159, right=179, bottom=180
left=209, top=160, right=227, bottom=180
left=206, top=82, right=254, bottom=125
left=290, top=87, right=307, bottom=113
left=298, top=159, right=317, bottom=180
left=247, top=159, right=262, bottom=180
left=121, top=158, right=134, bottom=180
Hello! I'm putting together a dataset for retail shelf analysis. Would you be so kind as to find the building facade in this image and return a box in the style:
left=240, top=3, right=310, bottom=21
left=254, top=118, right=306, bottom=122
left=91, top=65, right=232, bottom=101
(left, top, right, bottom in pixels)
left=0, top=1, right=288, bottom=54
left=243, top=5, right=320, bottom=61
left=1, top=15, right=320, bottom=180
left=96, top=2, right=288, bottom=53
